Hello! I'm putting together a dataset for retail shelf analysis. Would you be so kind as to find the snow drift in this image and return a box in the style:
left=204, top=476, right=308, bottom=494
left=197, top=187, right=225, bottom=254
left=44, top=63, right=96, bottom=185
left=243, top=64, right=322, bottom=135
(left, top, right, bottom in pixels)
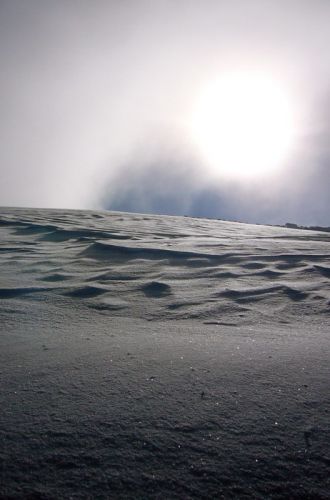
left=0, top=207, right=329, bottom=498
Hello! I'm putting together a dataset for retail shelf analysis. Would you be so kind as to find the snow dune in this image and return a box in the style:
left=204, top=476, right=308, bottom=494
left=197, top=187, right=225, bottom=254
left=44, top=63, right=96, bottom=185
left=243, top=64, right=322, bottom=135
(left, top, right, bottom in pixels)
left=1, top=207, right=329, bottom=498
left=1, top=207, right=329, bottom=323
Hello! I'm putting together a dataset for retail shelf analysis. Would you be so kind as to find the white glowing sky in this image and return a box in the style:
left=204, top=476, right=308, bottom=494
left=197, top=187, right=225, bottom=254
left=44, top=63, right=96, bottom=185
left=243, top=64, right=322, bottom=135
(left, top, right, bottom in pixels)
left=0, top=0, right=329, bottom=224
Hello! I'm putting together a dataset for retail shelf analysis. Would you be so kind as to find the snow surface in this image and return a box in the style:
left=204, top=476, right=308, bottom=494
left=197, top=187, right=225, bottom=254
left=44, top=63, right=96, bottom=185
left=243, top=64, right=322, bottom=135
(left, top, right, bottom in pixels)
left=0, top=207, right=329, bottom=498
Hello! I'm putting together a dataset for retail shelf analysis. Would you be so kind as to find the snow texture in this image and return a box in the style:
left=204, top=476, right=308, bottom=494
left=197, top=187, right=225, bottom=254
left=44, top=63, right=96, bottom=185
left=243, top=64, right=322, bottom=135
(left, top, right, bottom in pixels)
left=0, top=207, right=329, bottom=499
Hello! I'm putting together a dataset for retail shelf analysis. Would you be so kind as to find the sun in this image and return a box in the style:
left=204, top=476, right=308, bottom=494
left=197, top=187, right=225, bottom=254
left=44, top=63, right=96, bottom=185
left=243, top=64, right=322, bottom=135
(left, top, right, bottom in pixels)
left=191, top=71, right=297, bottom=179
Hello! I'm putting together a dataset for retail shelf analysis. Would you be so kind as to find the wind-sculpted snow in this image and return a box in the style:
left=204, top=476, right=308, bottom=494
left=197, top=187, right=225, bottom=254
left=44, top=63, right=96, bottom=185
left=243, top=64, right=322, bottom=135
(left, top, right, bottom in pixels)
left=1, top=208, right=330, bottom=499
left=0, top=207, right=329, bottom=323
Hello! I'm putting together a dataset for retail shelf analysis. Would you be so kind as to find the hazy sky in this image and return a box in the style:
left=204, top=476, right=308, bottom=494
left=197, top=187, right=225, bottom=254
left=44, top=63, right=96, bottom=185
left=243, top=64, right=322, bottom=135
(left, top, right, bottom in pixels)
left=1, top=0, right=329, bottom=225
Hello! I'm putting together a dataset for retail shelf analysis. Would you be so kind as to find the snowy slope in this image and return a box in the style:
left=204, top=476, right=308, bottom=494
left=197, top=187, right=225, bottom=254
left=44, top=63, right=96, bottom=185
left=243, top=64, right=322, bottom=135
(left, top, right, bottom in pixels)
left=1, top=207, right=329, bottom=499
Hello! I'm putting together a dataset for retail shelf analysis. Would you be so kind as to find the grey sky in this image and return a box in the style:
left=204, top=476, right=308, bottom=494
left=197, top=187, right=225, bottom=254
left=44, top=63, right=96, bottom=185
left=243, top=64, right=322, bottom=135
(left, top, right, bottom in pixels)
left=0, top=1, right=329, bottom=224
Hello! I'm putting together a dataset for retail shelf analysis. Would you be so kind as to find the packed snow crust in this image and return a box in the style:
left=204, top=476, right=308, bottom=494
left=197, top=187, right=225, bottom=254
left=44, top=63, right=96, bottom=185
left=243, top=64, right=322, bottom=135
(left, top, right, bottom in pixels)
left=0, top=207, right=329, bottom=498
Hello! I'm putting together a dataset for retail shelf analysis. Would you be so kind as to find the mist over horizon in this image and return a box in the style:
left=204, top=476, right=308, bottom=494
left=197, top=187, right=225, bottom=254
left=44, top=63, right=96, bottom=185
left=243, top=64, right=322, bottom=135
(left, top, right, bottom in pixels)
left=0, top=0, right=329, bottom=226
left=101, top=129, right=330, bottom=226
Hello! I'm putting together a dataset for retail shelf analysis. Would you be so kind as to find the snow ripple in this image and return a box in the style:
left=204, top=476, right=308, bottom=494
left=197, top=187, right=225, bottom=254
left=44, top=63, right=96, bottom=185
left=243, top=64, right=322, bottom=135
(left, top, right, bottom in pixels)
left=0, top=207, right=329, bottom=322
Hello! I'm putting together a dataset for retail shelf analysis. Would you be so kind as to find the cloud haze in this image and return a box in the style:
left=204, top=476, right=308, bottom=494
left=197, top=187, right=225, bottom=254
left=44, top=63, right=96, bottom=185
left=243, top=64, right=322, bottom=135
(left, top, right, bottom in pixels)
left=0, top=0, right=329, bottom=224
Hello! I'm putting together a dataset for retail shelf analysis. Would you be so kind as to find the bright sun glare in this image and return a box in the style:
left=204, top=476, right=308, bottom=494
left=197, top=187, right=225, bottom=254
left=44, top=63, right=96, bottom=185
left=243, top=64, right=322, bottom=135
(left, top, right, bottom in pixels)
left=191, top=72, right=297, bottom=179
